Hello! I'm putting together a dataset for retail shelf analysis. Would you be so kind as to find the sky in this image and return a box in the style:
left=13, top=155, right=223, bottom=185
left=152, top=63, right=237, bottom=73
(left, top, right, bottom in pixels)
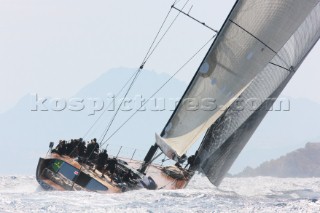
left=1, top=0, right=319, bottom=114
left=0, top=0, right=320, bottom=177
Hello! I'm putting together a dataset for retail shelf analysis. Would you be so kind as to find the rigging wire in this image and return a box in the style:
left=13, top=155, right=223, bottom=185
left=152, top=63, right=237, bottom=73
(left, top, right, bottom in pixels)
left=98, top=68, right=142, bottom=143
left=97, top=0, right=191, bottom=145
left=100, top=34, right=216, bottom=147
left=171, top=5, right=218, bottom=33
left=69, top=0, right=212, bottom=187
left=66, top=0, right=215, bottom=165
left=98, top=0, right=189, bottom=144
left=74, top=0, right=189, bottom=162
left=140, top=2, right=175, bottom=67
left=70, top=0, right=215, bottom=175
left=67, top=70, right=140, bottom=158
left=82, top=71, right=138, bottom=140
left=83, top=0, right=182, bottom=142
left=144, top=0, right=190, bottom=63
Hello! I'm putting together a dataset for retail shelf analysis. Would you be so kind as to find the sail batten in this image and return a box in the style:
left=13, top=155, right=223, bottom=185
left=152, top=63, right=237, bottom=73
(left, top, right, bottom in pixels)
left=157, top=0, right=320, bottom=160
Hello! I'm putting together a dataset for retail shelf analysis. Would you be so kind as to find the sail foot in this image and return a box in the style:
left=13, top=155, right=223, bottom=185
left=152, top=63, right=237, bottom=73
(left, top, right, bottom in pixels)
left=155, top=133, right=186, bottom=163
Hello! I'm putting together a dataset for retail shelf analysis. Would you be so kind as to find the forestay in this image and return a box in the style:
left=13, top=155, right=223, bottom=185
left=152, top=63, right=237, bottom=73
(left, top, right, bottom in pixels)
left=157, top=0, right=320, bottom=159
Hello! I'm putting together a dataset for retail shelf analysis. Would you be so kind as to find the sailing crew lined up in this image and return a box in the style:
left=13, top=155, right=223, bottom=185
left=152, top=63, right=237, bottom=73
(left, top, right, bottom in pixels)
left=51, top=138, right=100, bottom=159
left=51, top=139, right=137, bottom=184
left=51, top=138, right=120, bottom=174
left=52, top=138, right=199, bottom=171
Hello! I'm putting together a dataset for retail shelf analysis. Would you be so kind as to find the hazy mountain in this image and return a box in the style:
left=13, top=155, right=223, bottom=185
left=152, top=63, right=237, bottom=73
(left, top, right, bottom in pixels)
left=236, top=142, right=320, bottom=177
left=230, top=97, right=320, bottom=173
left=0, top=68, right=186, bottom=174
left=1, top=68, right=320, bottom=175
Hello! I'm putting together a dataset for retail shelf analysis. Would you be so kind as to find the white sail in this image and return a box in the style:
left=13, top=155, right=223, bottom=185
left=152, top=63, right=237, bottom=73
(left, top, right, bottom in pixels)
left=157, top=0, right=320, bottom=159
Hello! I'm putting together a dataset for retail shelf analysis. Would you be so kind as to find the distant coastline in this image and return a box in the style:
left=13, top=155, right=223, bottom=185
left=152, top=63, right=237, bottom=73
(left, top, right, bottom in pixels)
left=236, top=142, right=320, bottom=177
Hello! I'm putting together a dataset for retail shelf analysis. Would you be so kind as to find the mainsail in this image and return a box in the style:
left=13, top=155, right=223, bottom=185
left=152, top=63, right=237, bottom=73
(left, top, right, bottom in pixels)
left=195, top=1, right=320, bottom=186
left=156, top=0, right=320, bottom=160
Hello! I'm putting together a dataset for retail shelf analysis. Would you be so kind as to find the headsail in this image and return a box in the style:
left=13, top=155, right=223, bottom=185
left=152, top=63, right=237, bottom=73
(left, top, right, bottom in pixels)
left=194, top=1, right=320, bottom=186
left=157, top=0, right=320, bottom=159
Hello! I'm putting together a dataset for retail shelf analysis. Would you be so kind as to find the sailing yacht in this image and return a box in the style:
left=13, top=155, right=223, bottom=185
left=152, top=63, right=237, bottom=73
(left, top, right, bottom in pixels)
left=36, top=0, right=320, bottom=192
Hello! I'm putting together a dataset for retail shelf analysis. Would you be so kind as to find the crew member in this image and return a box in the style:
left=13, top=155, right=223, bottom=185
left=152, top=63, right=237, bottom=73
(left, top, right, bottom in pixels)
left=96, top=149, right=108, bottom=171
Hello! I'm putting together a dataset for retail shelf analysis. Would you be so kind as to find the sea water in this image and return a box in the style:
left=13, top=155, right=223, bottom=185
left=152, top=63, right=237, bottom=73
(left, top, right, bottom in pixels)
left=1, top=175, right=320, bottom=212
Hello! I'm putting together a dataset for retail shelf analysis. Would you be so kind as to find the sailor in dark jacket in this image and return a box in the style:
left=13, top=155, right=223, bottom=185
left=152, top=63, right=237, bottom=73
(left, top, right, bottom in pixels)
left=78, top=141, right=86, bottom=157
left=185, top=151, right=198, bottom=169
left=86, top=139, right=99, bottom=160
left=55, top=140, right=67, bottom=155
left=106, top=157, right=117, bottom=175
left=92, top=138, right=99, bottom=152
left=96, top=149, right=108, bottom=171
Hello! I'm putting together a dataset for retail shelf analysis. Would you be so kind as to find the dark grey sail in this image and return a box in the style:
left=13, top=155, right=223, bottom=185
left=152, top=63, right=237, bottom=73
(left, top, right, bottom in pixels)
left=194, top=1, right=320, bottom=186
left=196, top=71, right=295, bottom=186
